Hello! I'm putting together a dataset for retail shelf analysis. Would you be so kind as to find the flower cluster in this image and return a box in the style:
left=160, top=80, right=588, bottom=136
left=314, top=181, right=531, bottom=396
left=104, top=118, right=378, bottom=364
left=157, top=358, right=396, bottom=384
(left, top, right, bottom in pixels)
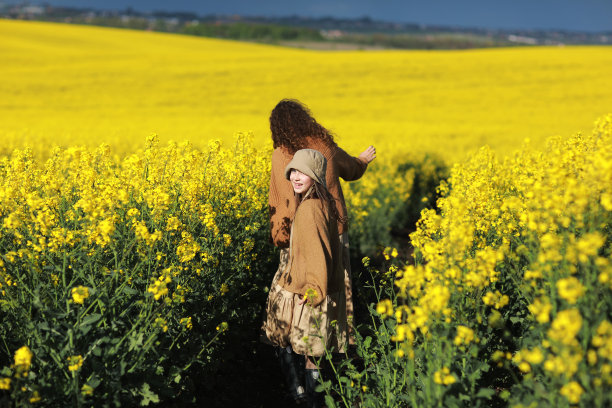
left=371, top=115, right=611, bottom=407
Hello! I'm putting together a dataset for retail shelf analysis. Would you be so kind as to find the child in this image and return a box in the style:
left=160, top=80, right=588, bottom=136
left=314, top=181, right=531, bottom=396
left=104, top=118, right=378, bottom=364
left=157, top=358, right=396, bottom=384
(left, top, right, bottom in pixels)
left=263, top=149, right=347, bottom=407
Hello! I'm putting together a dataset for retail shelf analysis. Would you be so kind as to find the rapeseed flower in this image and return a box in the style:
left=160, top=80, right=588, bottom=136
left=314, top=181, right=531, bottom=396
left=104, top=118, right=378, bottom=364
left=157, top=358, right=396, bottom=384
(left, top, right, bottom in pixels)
left=454, top=326, right=476, bottom=347
left=180, top=317, right=193, bottom=330
left=560, top=381, right=584, bottom=404
left=148, top=274, right=172, bottom=300
left=391, top=324, right=414, bottom=343
left=29, top=391, right=41, bottom=403
left=0, top=378, right=10, bottom=390
left=67, top=355, right=83, bottom=371
left=71, top=286, right=90, bottom=304
left=482, top=290, right=509, bottom=309
left=14, top=346, right=33, bottom=371
left=528, top=297, right=552, bottom=323
left=556, top=277, right=585, bottom=305
left=81, top=384, right=94, bottom=396
left=547, top=309, right=582, bottom=346
left=376, top=299, right=393, bottom=318
left=433, top=367, right=456, bottom=385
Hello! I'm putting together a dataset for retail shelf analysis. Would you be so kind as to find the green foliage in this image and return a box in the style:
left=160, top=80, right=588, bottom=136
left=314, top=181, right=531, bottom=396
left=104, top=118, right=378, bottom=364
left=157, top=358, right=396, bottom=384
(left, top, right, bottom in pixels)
left=318, top=257, right=504, bottom=408
left=181, top=22, right=324, bottom=42
left=344, top=153, right=449, bottom=256
left=0, top=136, right=276, bottom=406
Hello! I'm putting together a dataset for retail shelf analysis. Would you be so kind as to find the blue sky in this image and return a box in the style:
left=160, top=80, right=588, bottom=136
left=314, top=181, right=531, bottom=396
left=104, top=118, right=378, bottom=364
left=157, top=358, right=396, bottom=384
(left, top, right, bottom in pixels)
left=31, top=1, right=612, bottom=32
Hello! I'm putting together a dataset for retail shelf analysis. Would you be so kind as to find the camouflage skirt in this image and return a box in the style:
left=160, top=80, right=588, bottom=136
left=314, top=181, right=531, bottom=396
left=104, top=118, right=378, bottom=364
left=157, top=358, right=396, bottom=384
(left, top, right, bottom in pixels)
left=262, top=248, right=348, bottom=357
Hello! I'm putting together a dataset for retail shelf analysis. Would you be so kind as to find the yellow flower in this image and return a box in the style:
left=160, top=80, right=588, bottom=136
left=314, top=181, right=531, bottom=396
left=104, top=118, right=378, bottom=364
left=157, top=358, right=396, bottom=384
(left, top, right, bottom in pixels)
left=556, top=277, right=585, bottom=304
left=528, top=297, right=552, bottom=323
left=223, top=234, right=232, bottom=247
left=220, top=283, right=229, bottom=296
left=548, top=309, right=582, bottom=346
left=575, top=232, right=605, bottom=263
left=81, top=384, right=94, bottom=396
left=433, top=367, right=456, bottom=385
left=543, top=350, right=582, bottom=378
left=180, top=317, right=193, bottom=330
left=518, top=362, right=531, bottom=373
left=0, top=378, right=11, bottom=390
left=592, top=320, right=612, bottom=361
left=216, top=321, right=229, bottom=332
left=491, top=350, right=505, bottom=362
left=14, top=345, right=33, bottom=371
left=176, top=232, right=201, bottom=263
left=67, top=355, right=84, bottom=371
left=454, top=325, right=476, bottom=347
left=376, top=299, right=394, bottom=318
left=391, top=324, right=414, bottom=343
left=71, top=286, right=90, bottom=304
left=29, top=391, right=41, bottom=403
left=482, top=290, right=510, bottom=309
left=602, top=193, right=612, bottom=211
left=383, top=247, right=399, bottom=260
left=154, top=317, right=168, bottom=332
left=420, top=285, right=450, bottom=313
left=147, top=273, right=172, bottom=300
left=523, top=347, right=544, bottom=365
left=560, top=381, right=584, bottom=404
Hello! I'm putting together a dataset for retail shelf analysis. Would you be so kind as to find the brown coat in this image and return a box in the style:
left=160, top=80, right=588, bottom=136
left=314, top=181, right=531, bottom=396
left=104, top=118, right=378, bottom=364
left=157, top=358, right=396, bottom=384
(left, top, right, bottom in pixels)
left=277, top=198, right=343, bottom=306
left=269, top=137, right=368, bottom=248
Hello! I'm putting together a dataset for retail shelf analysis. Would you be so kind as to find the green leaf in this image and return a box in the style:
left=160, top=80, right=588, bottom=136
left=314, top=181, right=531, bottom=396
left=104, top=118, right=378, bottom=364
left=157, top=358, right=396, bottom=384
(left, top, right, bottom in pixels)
left=81, top=313, right=102, bottom=326
left=139, top=383, right=160, bottom=406
left=324, top=395, right=336, bottom=408
left=88, top=375, right=101, bottom=388
left=129, top=332, right=144, bottom=352
left=476, top=388, right=496, bottom=399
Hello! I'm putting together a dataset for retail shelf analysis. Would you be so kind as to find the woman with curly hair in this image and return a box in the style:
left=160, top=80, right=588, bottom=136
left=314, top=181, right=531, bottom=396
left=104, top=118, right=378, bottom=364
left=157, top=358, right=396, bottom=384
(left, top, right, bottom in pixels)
left=265, top=99, right=375, bottom=405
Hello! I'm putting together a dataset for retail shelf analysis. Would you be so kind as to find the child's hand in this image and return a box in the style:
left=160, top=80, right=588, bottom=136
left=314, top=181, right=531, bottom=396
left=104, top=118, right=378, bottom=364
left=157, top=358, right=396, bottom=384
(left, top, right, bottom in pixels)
left=359, top=145, right=376, bottom=163
left=297, top=295, right=307, bottom=305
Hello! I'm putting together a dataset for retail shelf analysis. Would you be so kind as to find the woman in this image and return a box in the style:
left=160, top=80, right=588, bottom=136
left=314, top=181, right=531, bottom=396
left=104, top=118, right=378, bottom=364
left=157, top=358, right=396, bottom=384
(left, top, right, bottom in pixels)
left=268, top=98, right=376, bottom=333
left=263, top=148, right=346, bottom=407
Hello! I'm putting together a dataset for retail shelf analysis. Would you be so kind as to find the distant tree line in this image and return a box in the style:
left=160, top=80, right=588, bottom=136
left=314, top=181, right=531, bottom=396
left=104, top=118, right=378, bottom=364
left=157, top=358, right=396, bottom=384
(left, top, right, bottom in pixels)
left=333, top=32, right=511, bottom=49
left=181, top=22, right=324, bottom=41
left=3, top=5, right=610, bottom=49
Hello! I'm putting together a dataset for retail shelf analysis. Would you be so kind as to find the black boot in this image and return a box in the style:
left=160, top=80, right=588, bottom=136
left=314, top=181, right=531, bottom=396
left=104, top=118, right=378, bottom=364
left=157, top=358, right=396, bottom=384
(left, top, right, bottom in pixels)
left=304, top=368, right=325, bottom=408
left=277, top=346, right=306, bottom=405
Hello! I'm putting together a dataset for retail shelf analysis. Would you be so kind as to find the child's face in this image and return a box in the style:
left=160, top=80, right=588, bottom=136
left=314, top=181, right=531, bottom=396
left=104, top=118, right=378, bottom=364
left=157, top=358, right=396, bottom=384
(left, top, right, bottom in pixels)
left=289, top=169, right=314, bottom=194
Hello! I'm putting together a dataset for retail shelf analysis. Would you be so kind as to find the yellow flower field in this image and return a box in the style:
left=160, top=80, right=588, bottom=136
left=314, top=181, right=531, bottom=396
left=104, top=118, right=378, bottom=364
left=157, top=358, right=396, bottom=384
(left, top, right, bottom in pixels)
left=1, top=17, right=611, bottom=407
left=2, top=19, right=612, bottom=162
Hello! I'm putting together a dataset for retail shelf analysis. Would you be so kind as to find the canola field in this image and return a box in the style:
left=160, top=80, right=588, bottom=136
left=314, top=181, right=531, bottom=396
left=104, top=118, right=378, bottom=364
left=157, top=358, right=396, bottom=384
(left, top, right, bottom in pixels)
left=2, top=19, right=612, bottom=162
left=0, top=19, right=611, bottom=407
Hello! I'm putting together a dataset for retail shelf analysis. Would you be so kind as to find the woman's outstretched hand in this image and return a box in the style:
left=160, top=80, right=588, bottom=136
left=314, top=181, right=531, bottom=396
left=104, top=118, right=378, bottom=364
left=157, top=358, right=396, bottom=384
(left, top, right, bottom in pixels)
left=359, top=145, right=377, bottom=163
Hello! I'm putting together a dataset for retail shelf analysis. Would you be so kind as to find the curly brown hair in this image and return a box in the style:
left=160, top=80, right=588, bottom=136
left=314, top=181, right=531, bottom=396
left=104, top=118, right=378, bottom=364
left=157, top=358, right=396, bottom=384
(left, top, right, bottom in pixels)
left=270, top=99, right=335, bottom=154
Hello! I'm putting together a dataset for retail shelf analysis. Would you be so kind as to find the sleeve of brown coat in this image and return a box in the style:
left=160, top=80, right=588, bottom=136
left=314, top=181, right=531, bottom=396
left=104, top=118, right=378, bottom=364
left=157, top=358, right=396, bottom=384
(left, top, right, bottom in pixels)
left=292, top=200, right=333, bottom=306
left=333, top=146, right=369, bottom=181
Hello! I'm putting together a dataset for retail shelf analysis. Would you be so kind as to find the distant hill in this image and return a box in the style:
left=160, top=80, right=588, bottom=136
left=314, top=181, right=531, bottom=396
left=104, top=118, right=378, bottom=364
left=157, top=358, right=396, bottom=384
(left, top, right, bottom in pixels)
left=1, top=3, right=610, bottom=49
